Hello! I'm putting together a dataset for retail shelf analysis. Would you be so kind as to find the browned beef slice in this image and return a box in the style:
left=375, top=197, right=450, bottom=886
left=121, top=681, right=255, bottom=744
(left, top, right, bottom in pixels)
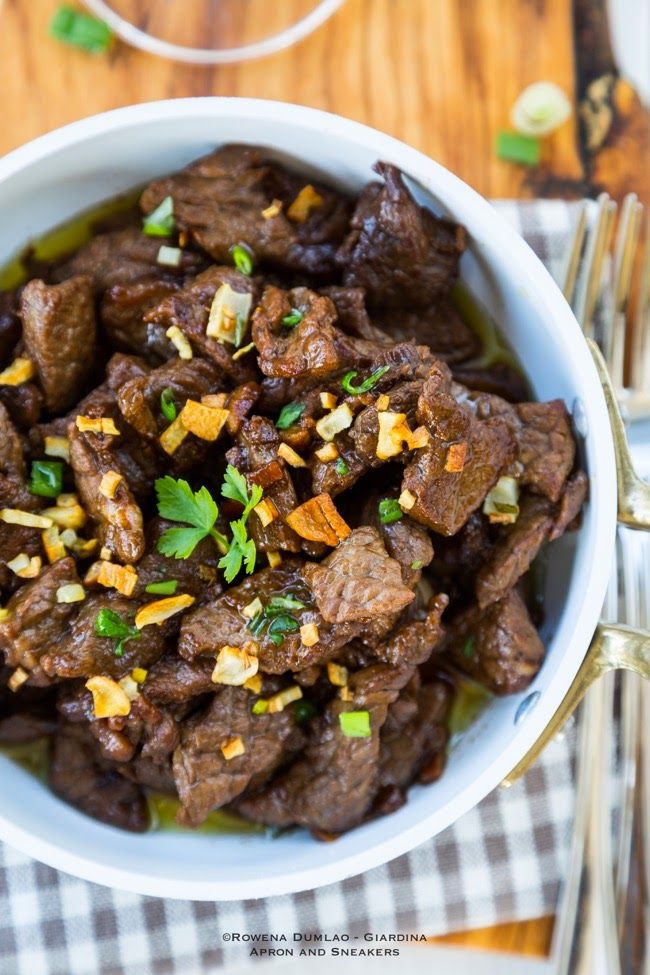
left=452, top=363, right=529, bottom=404
left=1, top=401, right=46, bottom=593
left=337, top=162, right=466, bottom=309
left=260, top=338, right=436, bottom=417
left=122, top=754, right=177, bottom=795
left=50, top=723, right=149, bottom=832
left=428, top=511, right=492, bottom=598
left=20, top=277, right=96, bottom=412
left=228, top=417, right=302, bottom=554
left=41, top=592, right=166, bottom=680
left=0, top=525, right=42, bottom=597
left=100, top=277, right=181, bottom=359
left=115, top=693, right=180, bottom=763
left=374, top=297, right=480, bottom=364
left=511, top=401, right=576, bottom=502
left=117, top=356, right=223, bottom=439
left=173, top=685, right=302, bottom=827
left=144, top=264, right=259, bottom=382
left=140, top=144, right=350, bottom=277
left=69, top=415, right=145, bottom=564
left=143, top=653, right=217, bottom=705
left=321, top=286, right=392, bottom=344
left=475, top=494, right=555, bottom=609
left=116, top=356, right=224, bottom=475
left=0, top=708, right=57, bottom=745
left=361, top=494, right=434, bottom=588
left=237, top=643, right=432, bottom=834
left=378, top=679, right=451, bottom=791
left=0, top=558, right=81, bottom=684
left=549, top=470, right=588, bottom=541
left=350, top=380, right=423, bottom=468
left=0, top=399, right=29, bottom=496
left=467, top=391, right=576, bottom=502
left=0, top=668, right=57, bottom=743
left=303, top=526, right=415, bottom=624
left=444, top=590, right=544, bottom=695
left=224, top=382, right=262, bottom=434
left=133, top=518, right=222, bottom=605
left=252, top=285, right=363, bottom=381
left=57, top=681, right=178, bottom=765
left=401, top=363, right=515, bottom=536
left=0, top=383, right=43, bottom=430
left=0, top=289, right=20, bottom=362
left=179, top=561, right=363, bottom=674
left=372, top=593, right=448, bottom=667
left=52, top=227, right=202, bottom=292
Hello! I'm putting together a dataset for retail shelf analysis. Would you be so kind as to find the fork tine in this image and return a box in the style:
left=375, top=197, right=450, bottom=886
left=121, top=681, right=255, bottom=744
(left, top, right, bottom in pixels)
left=605, top=194, right=643, bottom=389
left=562, top=201, right=589, bottom=304
left=575, top=193, right=617, bottom=336
left=629, top=215, right=650, bottom=394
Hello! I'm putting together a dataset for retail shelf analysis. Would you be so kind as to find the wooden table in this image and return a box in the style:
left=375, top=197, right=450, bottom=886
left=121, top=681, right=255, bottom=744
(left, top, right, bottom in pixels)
left=0, top=0, right=647, bottom=960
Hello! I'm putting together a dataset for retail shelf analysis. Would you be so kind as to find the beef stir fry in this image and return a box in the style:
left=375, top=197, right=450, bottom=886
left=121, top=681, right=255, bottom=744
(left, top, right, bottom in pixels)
left=0, top=146, right=587, bottom=837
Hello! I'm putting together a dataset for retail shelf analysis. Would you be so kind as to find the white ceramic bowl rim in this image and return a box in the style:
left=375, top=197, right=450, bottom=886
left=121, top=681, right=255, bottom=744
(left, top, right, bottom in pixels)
left=0, top=99, right=617, bottom=899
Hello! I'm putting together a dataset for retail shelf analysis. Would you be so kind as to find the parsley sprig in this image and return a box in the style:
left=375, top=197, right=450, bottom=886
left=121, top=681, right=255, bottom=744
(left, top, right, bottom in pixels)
left=155, top=476, right=228, bottom=559
left=155, top=467, right=263, bottom=583
left=221, top=464, right=262, bottom=520
left=94, top=608, right=141, bottom=658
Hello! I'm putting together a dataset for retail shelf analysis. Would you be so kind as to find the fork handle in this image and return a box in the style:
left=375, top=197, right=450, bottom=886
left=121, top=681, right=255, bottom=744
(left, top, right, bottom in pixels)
left=553, top=672, right=621, bottom=975
left=588, top=340, right=650, bottom=530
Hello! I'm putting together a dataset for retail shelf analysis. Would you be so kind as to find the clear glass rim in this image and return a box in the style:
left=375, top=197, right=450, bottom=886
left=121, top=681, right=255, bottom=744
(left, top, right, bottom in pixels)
left=82, top=0, right=345, bottom=64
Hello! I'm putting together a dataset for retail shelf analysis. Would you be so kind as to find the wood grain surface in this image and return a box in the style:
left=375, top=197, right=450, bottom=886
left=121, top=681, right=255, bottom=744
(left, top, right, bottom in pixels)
left=0, top=0, right=647, bottom=961
left=0, top=0, right=647, bottom=201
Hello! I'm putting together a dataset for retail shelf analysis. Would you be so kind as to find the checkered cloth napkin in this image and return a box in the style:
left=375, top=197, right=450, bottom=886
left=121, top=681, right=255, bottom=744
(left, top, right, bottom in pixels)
left=0, top=201, right=583, bottom=975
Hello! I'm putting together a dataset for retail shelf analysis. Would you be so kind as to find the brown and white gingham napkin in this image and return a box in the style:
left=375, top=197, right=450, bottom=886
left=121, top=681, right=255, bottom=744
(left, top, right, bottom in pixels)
left=0, top=201, right=584, bottom=975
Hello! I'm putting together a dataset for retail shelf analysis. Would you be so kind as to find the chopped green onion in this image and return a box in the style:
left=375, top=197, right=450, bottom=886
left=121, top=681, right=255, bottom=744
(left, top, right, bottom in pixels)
left=233, top=314, right=248, bottom=348
left=282, top=309, right=304, bottom=328
left=268, top=615, right=300, bottom=639
left=495, top=131, right=541, bottom=166
left=145, top=580, right=179, bottom=596
left=266, top=594, right=305, bottom=614
left=410, top=560, right=423, bottom=570
left=293, top=700, right=316, bottom=725
left=50, top=5, right=113, bottom=54
left=334, top=458, right=349, bottom=476
left=276, top=402, right=305, bottom=430
left=248, top=612, right=269, bottom=638
left=143, top=196, right=175, bottom=237
left=511, top=81, right=572, bottom=137
left=160, top=388, right=177, bottom=422
left=339, top=711, right=371, bottom=738
left=29, top=460, right=63, bottom=498
left=231, top=244, right=254, bottom=276
left=252, top=699, right=269, bottom=715
left=341, top=366, right=390, bottom=396
left=157, top=245, right=183, bottom=268
left=462, top=636, right=475, bottom=659
left=378, top=498, right=403, bottom=525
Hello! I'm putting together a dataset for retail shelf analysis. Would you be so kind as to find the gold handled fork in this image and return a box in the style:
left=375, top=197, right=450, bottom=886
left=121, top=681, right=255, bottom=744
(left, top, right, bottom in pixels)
left=553, top=194, right=649, bottom=975
left=552, top=195, right=621, bottom=975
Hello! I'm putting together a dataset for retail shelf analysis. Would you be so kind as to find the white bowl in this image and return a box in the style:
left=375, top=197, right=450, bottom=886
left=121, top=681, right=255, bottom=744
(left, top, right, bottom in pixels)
left=0, top=99, right=617, bottom=900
